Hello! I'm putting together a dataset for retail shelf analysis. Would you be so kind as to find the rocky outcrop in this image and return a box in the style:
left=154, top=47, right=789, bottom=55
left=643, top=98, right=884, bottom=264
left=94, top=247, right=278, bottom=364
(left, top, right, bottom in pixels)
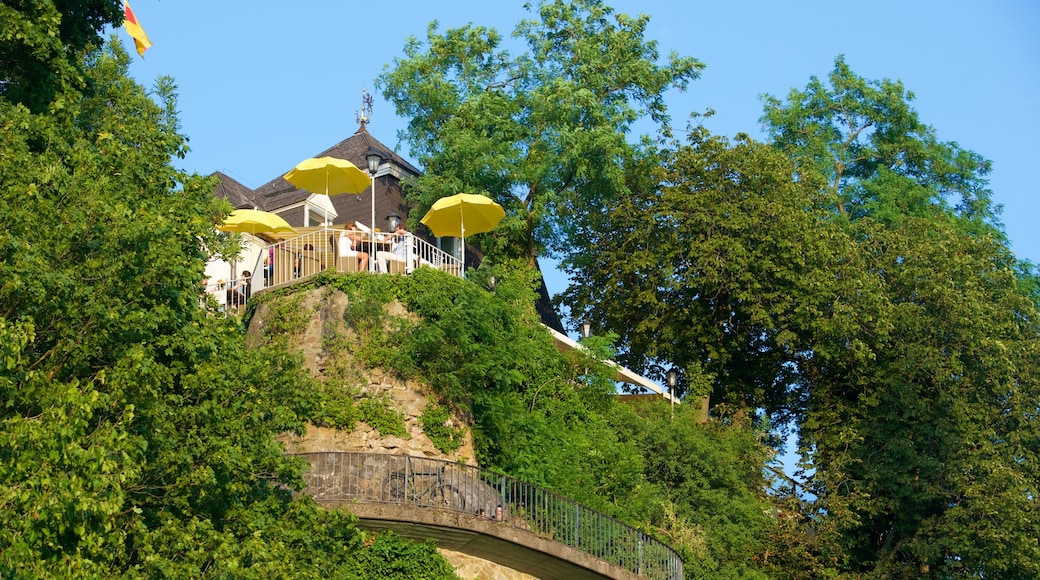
left=245, top=285, right=617, bottom=579
left=246, top=286, right=476, bottom=464
left=438, top=549, right=540, bottom=580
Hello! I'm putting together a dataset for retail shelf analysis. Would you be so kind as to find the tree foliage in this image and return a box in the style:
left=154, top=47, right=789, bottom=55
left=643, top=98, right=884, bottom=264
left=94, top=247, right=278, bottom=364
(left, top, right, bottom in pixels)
left=560, top=128, right=848, bottom=426
left=759, top=58, right=1040, bottom=577
left=0, top=0, right=124, bottom=112
left=760, top=55, right=1001, bottom=237
left=378, top=0, right=703, bottom=268
left=562, top=57, right=1040, bottom=577
left=0, top=5, right=457, bottom=577
left=799, top=216, right=1040, bottom=577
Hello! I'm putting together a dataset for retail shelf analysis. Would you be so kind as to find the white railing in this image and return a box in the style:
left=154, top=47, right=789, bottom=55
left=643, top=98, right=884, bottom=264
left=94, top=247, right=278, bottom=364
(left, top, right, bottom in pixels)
left=200, top=229, right=463, bottom=312
left=202, top=275, right=255, bottom=316
left=249, top=228, right=462, bottom=290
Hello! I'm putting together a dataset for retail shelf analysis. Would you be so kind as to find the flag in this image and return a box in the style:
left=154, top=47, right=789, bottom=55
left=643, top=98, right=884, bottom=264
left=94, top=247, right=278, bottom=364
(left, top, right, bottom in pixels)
left=123, top=1, right=152, bottom=57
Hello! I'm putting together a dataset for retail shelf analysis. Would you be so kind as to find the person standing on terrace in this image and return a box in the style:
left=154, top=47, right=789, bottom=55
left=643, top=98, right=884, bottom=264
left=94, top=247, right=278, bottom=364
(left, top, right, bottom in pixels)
left=264, top=238, right=283, bottom=287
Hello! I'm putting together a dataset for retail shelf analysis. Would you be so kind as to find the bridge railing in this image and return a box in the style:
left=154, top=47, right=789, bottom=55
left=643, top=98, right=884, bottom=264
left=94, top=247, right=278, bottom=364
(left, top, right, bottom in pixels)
left=290, top=451, right=683, bottom=580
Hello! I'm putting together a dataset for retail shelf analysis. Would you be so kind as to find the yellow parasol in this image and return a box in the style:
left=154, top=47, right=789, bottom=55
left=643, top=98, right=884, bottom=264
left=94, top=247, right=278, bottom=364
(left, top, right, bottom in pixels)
left=218, top=209, right=296, bottom=235
left=420, top=193, right=504, bottom=276
left=283, top=156, right=370, bottom=197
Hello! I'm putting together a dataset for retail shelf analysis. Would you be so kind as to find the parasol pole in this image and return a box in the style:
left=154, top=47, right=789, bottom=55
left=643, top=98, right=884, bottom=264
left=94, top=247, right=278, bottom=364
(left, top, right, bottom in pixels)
left=459, top=205, right=466, bottom=278
left=324, top=169, right=330, bottom=267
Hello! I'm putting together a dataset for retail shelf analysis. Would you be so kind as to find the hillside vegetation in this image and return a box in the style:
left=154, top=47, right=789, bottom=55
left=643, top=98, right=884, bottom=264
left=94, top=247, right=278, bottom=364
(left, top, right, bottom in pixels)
left=3, top=2, right=1039, bottom=578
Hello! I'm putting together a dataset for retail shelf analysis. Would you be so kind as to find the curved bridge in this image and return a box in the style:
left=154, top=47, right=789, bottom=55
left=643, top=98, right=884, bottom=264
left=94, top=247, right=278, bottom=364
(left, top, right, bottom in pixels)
left=290, top=452, right=683, bottom=580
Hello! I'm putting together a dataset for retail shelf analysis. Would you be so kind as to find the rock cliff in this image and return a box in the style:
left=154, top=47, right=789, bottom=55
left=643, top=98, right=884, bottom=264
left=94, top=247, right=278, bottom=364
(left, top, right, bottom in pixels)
left=245, top=287, right=476, bottom=464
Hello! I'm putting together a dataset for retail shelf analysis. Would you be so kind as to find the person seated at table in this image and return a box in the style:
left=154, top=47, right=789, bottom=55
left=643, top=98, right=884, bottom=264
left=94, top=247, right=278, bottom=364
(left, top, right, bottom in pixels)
left=338, top=221, right=369, bottom=272
left=376, top=223, right=412, bottom=273
left=226, top=270, right=251, bottom=311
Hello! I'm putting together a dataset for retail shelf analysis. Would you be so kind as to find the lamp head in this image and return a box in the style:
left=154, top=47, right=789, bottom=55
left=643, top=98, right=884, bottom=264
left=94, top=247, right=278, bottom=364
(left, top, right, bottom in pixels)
left=579, top=320, right=592, bottom=339
left=365, top=150, right=382, bottom=175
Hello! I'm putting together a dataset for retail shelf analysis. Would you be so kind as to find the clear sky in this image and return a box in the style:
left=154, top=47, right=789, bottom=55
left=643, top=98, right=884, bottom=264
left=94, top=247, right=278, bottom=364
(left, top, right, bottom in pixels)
left=120, top=0, right=1040, bottom=322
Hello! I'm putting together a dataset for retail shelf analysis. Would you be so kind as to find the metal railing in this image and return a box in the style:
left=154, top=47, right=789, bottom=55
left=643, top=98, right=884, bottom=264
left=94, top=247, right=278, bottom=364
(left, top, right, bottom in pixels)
left=202, top=275, right=254, bottom=316
left=290, top=451, right=683, bottom=580
left=250, top=228, right=462, bottom=291
left=199, top=228, right=463, bottom=313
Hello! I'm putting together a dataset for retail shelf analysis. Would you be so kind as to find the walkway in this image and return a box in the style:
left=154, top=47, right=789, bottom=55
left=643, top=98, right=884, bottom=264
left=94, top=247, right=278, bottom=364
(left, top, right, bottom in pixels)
left=291, top=452, right=683, bottom=580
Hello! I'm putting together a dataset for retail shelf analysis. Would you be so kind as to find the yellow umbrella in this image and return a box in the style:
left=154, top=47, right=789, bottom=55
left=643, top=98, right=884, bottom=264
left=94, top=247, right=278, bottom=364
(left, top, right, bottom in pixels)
left=283, top=156, right=370, bottom=197
left=420, top=193, right=504, bottom=276
left=218, top=209, right=296, bottom=235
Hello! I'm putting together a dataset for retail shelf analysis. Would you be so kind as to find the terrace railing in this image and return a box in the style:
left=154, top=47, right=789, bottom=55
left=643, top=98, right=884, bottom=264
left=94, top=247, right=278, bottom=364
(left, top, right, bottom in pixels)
left=201, top=228, right=463, bottom=313
left=202, top=276, right=253, bottom=316
left=251, top=228, right=462, bottom=291
left=291, top=451, right=683, bottom=580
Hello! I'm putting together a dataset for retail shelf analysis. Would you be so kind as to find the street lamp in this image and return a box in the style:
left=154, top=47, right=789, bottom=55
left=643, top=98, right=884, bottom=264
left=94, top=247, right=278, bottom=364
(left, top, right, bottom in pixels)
left=579, top=320, right=592, bottom=340
left=386, top=211, right=402, bottom=232
left=365, top=150, right=383, bottom=272
left=647, top=364, right=679, bottom=417
left=665, top=368, right=678, bottom=415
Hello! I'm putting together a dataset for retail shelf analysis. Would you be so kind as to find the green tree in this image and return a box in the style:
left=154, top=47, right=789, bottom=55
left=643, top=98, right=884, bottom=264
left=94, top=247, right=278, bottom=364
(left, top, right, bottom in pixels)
left=559, top=128, right=846, bottom=425
left=797, top=217, right=1040, bottom=577
left=378, top=0, right=703, bottom=269
left=562, top=58, right=1040, bottom=576
left=758, top=57, right=1040, bottom=577
left=0, top=6, right=458, bottom=576
left=760, top=55, right=1001, bottom=237
left=616, top=401, right=779, bottom=579
left=0, top=0, right=124, bottom=112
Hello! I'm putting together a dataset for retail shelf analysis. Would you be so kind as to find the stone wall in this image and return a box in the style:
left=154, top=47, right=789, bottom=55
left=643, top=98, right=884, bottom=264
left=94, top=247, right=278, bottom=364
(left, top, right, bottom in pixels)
left=439, top=549, right=540, bottom=580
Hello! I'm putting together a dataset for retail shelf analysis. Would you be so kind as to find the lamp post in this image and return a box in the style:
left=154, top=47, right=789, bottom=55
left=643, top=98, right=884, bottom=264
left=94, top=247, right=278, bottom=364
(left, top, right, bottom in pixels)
left=578, top=320, right=592, bottom=383
left=665, top=368, right=678, bottom=417
left=365, top=150, right=383, bottom=272
left=386, top=211, right=401, bottom=232
left=646, top=364, right=679, bottom=417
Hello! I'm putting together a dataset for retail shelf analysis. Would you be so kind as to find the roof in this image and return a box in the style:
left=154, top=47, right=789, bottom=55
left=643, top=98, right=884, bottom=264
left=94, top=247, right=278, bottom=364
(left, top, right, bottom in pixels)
left=252, top=129, right=421, bottom=223
left=212, top=171, right=262, bottom=209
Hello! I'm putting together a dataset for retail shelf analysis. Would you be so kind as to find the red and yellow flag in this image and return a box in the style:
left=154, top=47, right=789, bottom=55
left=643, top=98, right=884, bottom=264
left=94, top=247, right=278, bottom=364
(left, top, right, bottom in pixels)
left=123, top=1, right=152, bottom=57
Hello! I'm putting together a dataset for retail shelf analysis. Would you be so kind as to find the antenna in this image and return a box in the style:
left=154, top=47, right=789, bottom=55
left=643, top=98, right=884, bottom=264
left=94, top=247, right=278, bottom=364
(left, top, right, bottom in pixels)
left=356, top=88, right=374, bottom=132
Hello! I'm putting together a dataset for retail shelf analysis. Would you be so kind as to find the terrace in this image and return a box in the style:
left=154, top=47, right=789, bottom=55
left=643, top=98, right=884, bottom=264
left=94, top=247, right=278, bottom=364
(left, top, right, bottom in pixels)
left=204, top=225, right=461, bottom=312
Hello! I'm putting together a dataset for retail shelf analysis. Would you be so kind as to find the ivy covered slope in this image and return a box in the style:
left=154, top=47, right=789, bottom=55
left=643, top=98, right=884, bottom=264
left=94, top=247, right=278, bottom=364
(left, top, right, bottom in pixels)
left=0, top=5, right=456, bottom=578
left=250, top=266, right=789, bottom=579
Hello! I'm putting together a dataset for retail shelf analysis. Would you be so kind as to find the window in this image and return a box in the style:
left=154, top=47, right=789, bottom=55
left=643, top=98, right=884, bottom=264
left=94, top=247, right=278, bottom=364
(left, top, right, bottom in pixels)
left=438, top=236, right=461, bottom=260
left=306, top=208, right=331, bottom=227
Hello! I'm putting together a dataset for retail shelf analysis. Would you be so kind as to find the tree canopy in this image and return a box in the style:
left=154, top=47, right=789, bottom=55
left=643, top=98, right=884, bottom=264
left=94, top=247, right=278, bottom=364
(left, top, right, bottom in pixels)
left=378, top=0, right=703, bottom=268
left=0, top=4, right=458, bottom=577
left=560, top=57, right=1040, bottom=576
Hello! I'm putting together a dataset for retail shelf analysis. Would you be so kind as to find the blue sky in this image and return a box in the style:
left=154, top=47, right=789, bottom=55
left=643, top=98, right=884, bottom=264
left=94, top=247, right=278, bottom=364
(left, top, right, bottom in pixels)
left=120, top=1, right=1040, bottom=326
